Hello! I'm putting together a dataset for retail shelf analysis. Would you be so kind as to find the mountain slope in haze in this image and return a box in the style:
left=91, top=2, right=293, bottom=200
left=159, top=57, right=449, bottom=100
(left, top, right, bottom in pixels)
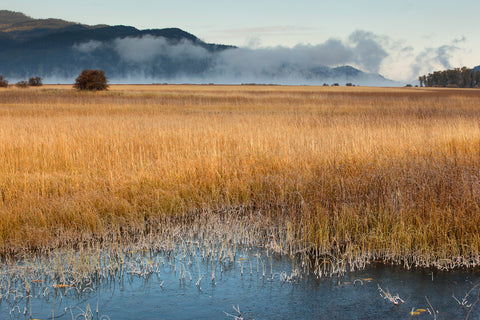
left=0, top=10, right=235, bottom=81
left=0, top=10, right=393, bottom=85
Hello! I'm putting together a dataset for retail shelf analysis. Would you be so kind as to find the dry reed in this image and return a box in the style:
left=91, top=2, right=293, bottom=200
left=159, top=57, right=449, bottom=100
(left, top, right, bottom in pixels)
left=1, top=85, right=479, bottom=270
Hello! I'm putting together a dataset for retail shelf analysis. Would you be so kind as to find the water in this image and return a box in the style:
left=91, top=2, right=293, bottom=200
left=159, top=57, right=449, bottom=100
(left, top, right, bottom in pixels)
left=1, top=248, right=479, bottom=320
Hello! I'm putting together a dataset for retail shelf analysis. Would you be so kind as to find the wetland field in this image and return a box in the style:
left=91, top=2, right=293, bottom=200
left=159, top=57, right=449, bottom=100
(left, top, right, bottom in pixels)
left=0, top=84, right=479, bottom=319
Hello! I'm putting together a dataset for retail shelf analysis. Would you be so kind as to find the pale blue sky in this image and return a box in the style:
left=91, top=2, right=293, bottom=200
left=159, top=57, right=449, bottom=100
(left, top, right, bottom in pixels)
left=3, top=0, right=479, bottom=81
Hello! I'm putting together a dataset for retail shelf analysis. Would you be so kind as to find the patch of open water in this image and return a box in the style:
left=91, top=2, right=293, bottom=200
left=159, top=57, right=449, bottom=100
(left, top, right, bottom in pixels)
left=1, top=247, right=479, bottom=319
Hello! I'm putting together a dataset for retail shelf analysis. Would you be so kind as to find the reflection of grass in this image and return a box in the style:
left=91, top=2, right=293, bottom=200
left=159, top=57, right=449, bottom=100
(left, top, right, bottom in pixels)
left=0, top=85, right=480, bottom=271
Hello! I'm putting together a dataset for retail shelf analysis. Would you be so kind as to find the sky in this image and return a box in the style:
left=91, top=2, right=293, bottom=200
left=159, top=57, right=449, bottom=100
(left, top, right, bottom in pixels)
left=3, top=0, right=480, bottom=82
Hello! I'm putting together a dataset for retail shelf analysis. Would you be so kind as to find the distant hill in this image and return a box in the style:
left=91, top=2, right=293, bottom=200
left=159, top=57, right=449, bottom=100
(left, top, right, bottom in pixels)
left=0, top=10, right=393, bottom=85
left=0, top=10, right=32, bottom=25
left=0, top=10, right=107, bottom=40
left=475, top=65, right=480, bottom=72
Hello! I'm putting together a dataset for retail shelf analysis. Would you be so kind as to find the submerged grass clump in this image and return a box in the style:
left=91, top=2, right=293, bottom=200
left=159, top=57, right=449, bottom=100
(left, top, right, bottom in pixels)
left=0, top=85, right=480, bottom=272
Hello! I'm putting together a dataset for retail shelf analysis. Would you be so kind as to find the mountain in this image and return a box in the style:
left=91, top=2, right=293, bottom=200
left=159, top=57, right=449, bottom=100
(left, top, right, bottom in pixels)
left=475, top=66, right=480, bottom=72
left=0, top=10, right=392, bottom=85
left=0, top=10, right=235, bottom=81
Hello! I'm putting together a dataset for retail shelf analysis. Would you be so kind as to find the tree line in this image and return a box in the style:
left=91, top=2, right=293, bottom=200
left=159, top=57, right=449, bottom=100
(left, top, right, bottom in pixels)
left=418, top=67, right=480, bottom=88
left=0, top=75, right=43, bottom=88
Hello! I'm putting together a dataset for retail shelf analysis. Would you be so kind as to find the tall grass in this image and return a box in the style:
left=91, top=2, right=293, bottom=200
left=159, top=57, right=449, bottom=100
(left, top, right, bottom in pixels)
left=1, top=85, right=479, bottom=269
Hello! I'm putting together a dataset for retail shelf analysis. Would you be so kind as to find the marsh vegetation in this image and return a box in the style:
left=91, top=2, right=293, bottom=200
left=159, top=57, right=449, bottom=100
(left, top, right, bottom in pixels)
left=0, top=85, right=479, bottom=274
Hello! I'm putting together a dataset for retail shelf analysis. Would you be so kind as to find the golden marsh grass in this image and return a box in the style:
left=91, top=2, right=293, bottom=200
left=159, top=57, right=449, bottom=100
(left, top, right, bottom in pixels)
left=0, top=85, right=479, bottom=270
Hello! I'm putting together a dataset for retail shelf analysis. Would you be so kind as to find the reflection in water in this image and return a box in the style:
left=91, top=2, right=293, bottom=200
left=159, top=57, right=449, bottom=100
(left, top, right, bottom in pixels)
left=0, top=246, right=479, bottom=319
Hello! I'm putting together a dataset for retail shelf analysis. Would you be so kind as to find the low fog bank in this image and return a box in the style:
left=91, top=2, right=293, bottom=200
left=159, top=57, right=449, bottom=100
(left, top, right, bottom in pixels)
left=71, top=32, right=395, bottom=86
left=7, top=31, right=404, bottom=86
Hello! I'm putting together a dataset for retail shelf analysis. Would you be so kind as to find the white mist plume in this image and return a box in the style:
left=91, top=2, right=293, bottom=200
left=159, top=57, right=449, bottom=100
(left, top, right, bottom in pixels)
left=348, top=30, right=388, bottom=73
left=72, top=40, right=103, bottom=53
left=409, top=43, right=461, bottom=81
left=108, top=31, right=389, bottom=73
left=86, top=31, right=391, bottom=85
left=112, top=35, right=211, bottom=63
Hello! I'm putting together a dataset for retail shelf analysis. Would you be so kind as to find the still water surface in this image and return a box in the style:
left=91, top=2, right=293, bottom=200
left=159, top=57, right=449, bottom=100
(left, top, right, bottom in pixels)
left=2, top=248, right=479, bottom=320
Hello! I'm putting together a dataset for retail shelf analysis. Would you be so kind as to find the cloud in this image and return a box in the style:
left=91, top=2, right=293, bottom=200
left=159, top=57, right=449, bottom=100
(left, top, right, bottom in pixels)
left=209, top=30, right=389, bottom=81
left=215, top=40, right=351, bottom=74
left=72, top=40, right=103, bottom=53
left=452, top=36, right=466, bottom=44
left=217, top=29, right=389, bottom=73
left=367, top=32, right=470, bottom=83
left=244, top=36, right=262, bottom=49
left=348, top=30, right=388, bottom=73
left=109, top=31, right=388, bottom=79
left=112, top=35, right=210, bottom=63
left=436, top=45, right=458, bottom=68
left=409, top=42, right=460, bottom=79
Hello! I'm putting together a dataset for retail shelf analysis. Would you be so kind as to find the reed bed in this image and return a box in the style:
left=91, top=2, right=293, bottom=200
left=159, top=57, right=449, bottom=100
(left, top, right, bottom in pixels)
left=0, top=85, right=479, bottom=271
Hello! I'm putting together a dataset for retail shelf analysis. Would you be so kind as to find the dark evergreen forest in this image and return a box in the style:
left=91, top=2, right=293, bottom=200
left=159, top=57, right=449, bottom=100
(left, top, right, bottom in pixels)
left=419, top=67, right=480, bottom=88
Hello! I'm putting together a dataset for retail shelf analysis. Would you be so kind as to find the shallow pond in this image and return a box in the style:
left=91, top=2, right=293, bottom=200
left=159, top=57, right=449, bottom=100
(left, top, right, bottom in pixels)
left=1, top=247, right=479, bottom=320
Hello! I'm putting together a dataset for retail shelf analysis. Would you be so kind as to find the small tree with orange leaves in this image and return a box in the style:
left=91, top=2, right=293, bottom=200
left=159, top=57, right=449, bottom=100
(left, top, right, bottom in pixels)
left=73, top=69, right=109, bottom=91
